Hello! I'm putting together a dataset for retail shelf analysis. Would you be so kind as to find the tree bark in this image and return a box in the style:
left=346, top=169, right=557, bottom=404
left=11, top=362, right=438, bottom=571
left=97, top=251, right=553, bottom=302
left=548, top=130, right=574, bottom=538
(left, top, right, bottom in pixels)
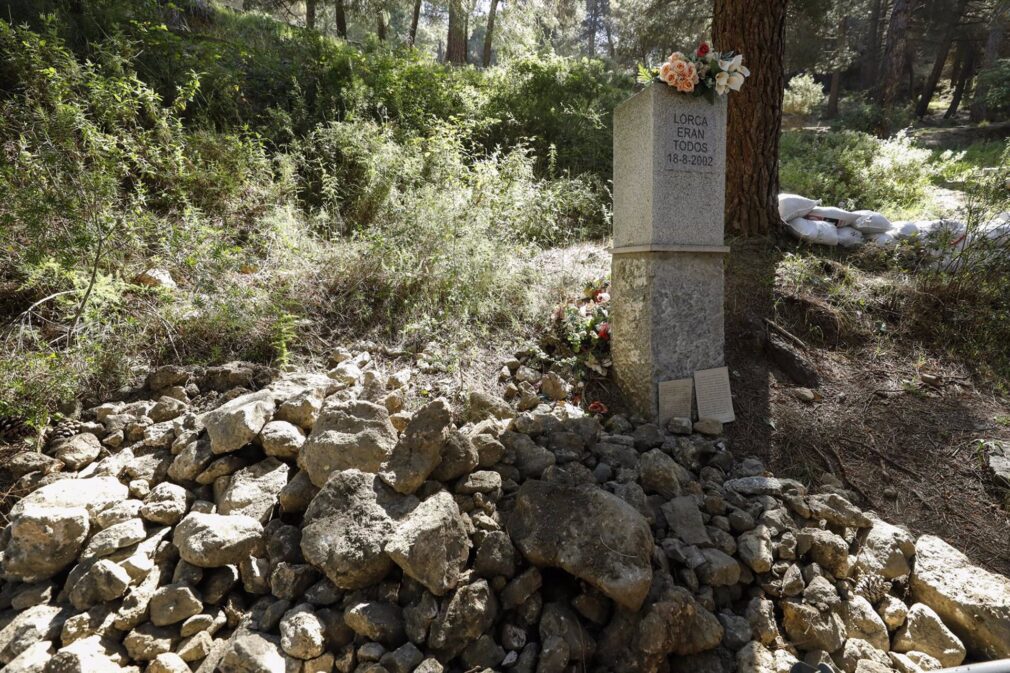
left=446, top=0, right=467, bottom=64
left=377, top=12, right=387, bottom=40
left=916, top=0, right=970, bottom=118
left=585, top=0, right=599, bottom=55
left=826, top=14, right=847, bottom=119
left=946, top=40, right=976, bottom=118
left=409, top=0, right=422, bottom=45
left=971, top=1, right=1009, bottom=121
left=483, top=0, right=500, bottom=66
left=713, top=0, right=788, bottom=237
left=334, top=0, right=347, bottom=37
left=306, top=0, right=316, bottom=29
left=878, top=0, right=918, bottom=110
left=862, top=0, right=885, bottom=88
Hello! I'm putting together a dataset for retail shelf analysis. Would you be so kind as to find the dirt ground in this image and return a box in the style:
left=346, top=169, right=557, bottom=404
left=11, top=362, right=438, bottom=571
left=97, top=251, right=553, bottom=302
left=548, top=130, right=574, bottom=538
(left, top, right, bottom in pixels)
left=724, top=236, right=1010, bottom=575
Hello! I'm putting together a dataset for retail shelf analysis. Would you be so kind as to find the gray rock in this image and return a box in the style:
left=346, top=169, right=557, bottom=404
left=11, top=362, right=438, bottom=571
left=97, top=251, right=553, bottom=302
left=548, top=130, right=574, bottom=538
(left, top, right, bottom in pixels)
left=502, top=432, right=555, bottom=479
left=2, top=506, right=89, bottom=582
left=638, top=450, right=682, bottom=498
left=385, top=491, right=469, bottom=596
left=797, top=527, right=851, bottom=577
left=379, top=642, right=424, bottom=673
left=80, top=517, right=147, bottom=559
left=662, top=496, right=712, bottom=546
left=696, top=548, right=741, bottom=587
left=218, top=630, right=286, bottom=673
left=379, top=400, right=451, bottom=494
left=299, top=400, right=398, bottom=487
left=68, top=559, right=132, bottom=609
left=217, top=458, right=289, bottom=523
left=148, top=653, right=191, bottom=673
left=842, top=596, right=889, bottom=651
left=473, top=530, right=517, bottom=579
left=150, top=584, right=203, bottom=626
left=301, top=469, right=416, bottom=590
left=430, top=430, right=479, bottom=482
left=280, top=604, right=326, bottom=660
left=509, top=479, right=653, bottom=611
left=428, top=580, right=498, bottom=659
left=173, top=512, right=265, bottom=567
left=466, top=391, right=515, bottom=422
left=54, top=434, right=102, bottom=470
left=202, top=390, right=276, bottom=455
left=892, top=602, right=966, bottom=667
left=344, top=601, right=405, bottom=648
left=270, top=563, right=319, bottom=601
left=168, top=438, right=214, bottom=483
left=140, top=483, right=190, bottom=525
left=259, top=420, right=306, bottom=460
left=279, top=470, right=318, bottom=514
left=737, top=525, right=774, bottom=573
left=10, top=476, right=128, bottom=522
left=780, top=599, right=845, bottom=652
left=0, top=604, right=68, bottom=664
left=806, top=493, right=871, bottom=528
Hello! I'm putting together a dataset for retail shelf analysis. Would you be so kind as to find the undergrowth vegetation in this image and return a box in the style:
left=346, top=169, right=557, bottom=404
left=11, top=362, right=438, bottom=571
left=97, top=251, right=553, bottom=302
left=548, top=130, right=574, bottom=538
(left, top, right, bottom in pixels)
left=0, top=9, right=622, bottom=421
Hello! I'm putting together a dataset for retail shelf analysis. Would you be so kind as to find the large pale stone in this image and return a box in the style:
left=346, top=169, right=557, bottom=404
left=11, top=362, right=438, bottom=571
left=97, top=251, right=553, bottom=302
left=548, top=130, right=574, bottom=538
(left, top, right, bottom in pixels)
left=10, top=476, right=128, bottom=522
left=299, top=400, right=398, bottom=487
left=0, top=604, right=68, bottom=664
left=202, top=390, right=275, bottom=455
left=173, top=512, right=265, bottom=567
left=385, top=491, right=470, bottom=596
left=379, top=399, right=450, bottom=494
left=507, top=479, right=654, bottom=610
left=892, top=603, right=965, bottom=667
left=855, top=513, right=916, bottom=580
left=217, top=457, right=289, bottom=523
left=910, top=534, right=1010, bottom=660
left=301, top=469, right=416, bottom=589
left=2, top=506, right=89, bottom=582
left=841, top=596, right=890, bottom=651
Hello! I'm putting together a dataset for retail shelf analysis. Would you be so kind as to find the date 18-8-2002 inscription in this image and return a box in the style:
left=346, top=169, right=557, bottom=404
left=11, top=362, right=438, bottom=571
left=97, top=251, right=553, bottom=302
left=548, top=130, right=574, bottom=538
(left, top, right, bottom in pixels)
left=663, top=112, right=717, bottom=173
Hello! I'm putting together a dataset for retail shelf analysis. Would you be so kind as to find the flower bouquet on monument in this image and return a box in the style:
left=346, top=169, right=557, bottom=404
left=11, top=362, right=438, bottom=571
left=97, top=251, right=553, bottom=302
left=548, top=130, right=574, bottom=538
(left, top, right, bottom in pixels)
left=638, top=42, right=750, bottom=102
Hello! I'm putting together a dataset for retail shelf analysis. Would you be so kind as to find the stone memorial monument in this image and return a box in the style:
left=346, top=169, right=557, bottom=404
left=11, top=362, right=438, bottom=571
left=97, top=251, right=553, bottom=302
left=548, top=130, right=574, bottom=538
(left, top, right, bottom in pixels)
left=610, top=84, right=729, bottom=419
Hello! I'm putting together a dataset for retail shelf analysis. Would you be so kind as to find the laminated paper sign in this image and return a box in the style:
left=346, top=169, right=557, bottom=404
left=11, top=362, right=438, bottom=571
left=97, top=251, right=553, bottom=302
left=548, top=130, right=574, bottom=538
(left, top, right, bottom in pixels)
left=694, top=367, right=735, bottom=423
left=658, top=378, right=694, bottom=424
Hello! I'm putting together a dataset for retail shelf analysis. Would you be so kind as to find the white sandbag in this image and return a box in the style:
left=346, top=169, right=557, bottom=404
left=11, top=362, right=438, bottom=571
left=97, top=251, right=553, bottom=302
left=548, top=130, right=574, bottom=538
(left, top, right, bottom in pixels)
left=779, top=193, right=819, bottom=222
left=836, top=227, right=864, bottom=248
left=917, top=219, right=966, bottom=239
left=893, top=221, right=921, bottom=240
left=808, top=206, right=860, bottom=225
left=785, top=217, right=818, bottom=240
left=868, top=232, right=897, bottom=248
left=852, top=210, right=892, bottom=234
left=787, top=218, right=838, bottom=246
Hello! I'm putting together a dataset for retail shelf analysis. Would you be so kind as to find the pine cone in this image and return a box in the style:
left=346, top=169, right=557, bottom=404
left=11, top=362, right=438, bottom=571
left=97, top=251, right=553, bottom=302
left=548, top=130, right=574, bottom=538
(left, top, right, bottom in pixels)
left=0, top=414, right=31, bottom=443
left=854, top=573, right=890, bottom=605
left=48, top=418, right=84, bottom=442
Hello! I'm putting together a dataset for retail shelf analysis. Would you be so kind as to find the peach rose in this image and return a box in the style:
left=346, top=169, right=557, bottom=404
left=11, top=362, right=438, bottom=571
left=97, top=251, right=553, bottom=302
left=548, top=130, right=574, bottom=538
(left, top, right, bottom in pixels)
left=676, top=77, right=695, bottom=93
left=660, top=62, right=673, bottom=80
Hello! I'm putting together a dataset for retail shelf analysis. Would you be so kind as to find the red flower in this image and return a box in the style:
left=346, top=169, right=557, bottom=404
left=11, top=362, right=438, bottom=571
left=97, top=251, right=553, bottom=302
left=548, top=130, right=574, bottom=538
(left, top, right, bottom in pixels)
left=696, top=42, right=710, bottom=57
left=597, top=322, right=610, bottom=340
left=588, top=401, right=608, bottom=414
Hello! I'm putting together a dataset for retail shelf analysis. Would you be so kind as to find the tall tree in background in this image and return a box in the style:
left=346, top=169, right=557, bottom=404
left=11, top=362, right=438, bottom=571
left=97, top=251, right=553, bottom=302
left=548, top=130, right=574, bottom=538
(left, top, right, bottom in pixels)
left=377, top=10, right=388, bottom=39
left=483, top=0, right=500, bottom=65
left=714, top=0, right=788, bottom=236
left=306, top=0, right=317, bottom=28
left=971, top=0, right=1009, bottom=121
left=446, top=0, right=467, bottom=63
left=877, top=0, right=918, bottom=114
left=825, top=13, right=848, bottom=118
left=334, top=0, right=347, bottom=36
left=946, top=38, right=977, bottom=117
left=861, top=0, right=885, bottom=87
left=409, top=0, right=422, bottom=44
left=916, top=0, right=971, bottom=118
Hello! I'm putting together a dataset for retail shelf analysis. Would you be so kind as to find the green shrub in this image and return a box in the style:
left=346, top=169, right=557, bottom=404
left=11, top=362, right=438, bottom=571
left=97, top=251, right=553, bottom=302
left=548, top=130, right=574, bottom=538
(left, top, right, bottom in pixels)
left=832, top=93, right=913, bottom=134
left=976, top=59, right=1010, bottom=118
left=783, top=73, right=824, bottom=117
left=779, top=129, right=955, bottom=216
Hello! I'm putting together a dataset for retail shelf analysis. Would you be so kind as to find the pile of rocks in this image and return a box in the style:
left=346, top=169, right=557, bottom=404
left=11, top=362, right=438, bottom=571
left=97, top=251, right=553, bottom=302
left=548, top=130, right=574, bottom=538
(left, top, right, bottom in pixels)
left=4, top=355, right=1010, bottom=673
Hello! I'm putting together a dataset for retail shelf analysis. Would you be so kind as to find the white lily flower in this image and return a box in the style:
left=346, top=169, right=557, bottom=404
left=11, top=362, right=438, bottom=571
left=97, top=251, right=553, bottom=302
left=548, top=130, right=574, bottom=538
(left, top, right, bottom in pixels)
left=715, top=71, right=730, bottom=95
left=718, top=54, right=743, bottom=72
left=728, top=71, right=746, bottom=91
left=737, top=64, right=751, bottom=77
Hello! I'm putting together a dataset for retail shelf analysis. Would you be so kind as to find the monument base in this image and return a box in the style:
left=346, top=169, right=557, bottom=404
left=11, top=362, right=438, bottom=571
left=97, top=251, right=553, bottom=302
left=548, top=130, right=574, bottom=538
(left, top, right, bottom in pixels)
left=610, top=250, right=726, bottom=419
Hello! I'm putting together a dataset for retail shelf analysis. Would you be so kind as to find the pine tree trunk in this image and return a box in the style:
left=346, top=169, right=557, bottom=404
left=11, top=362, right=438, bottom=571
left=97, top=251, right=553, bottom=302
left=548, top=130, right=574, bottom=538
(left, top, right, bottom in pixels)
left=377, top=12, right=387, bottom=40
left=713, top=0, right=787, bottom=237
left=306, top=0, right=316, bottom=29
left=862, top=0, right=885, bottom=88
left=946, top=41, right=976, bottom=119
left=585, top=0, right=599, bottom=55
left=409, top=0, right=422, bottom=46
left=334, top=0, right=346, bottom=36
left=916, top=0, right=969, bottom=118
left=483, top=0, right=500, bottom=66
left=826, top=14, right=847, bottom=119
left=446, top=0, right=467, bottom=64
left=971, top=1, right=1008, bottom=122
left=878, top=0, right=917, bottom=110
